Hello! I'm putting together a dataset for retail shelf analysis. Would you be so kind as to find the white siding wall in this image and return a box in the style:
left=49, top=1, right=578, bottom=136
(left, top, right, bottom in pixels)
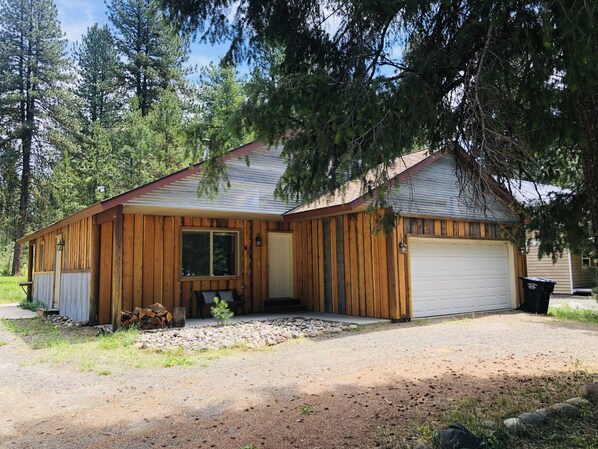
left=33, top=273, right=54, bottom=307
left=59, top=272, right=90, bottom=322
left=389, top=156, right=519, bottom=222
left=126, top=144, right=298, bottom=215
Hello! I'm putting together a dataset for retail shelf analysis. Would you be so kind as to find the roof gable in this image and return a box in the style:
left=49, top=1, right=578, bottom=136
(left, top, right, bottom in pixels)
left=388, top=155, right=520, bottom=223
left=124, top=144, right=297, bottom=216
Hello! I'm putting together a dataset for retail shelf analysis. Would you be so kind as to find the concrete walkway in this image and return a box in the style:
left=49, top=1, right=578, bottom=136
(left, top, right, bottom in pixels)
left=551, top=294, right=598, bottom=311
left=0, top=304, right=36, bottom=319
left=186, top=312, right=389, bottom=328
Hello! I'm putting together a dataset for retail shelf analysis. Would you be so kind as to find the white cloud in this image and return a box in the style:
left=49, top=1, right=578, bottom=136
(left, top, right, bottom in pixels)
left=55, top=0, right=107, bottom=45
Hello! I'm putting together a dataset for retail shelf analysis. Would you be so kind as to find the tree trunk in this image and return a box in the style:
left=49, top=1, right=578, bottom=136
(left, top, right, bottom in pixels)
left=11, top=130, right=31, bottom=276
left=574, top=90, right=598, bottom=255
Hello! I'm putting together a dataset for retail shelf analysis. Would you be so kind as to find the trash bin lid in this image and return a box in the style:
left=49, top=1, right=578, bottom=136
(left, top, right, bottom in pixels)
left=520, top=276, right=556, bottom=284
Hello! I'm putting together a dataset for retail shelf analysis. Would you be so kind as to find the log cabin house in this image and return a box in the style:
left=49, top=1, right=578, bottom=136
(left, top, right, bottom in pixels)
left=18, top=141, right=527, bottom=328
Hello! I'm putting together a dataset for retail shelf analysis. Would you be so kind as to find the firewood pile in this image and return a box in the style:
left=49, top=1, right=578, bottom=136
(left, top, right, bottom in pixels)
left=121, top=303, right=173, bottom=330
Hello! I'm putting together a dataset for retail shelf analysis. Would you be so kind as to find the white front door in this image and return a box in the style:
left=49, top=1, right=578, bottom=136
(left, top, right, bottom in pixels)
left=268, top=232, right=294, bottom=299
left=53, top=236, right=62, bottom=309
left=409, top=237, right=515, bottom=318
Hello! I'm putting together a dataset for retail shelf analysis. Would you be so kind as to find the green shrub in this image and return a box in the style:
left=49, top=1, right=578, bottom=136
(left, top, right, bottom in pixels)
left=210, top=297, right=234, bottom=325
left=18, top=298, right=45, bottom=311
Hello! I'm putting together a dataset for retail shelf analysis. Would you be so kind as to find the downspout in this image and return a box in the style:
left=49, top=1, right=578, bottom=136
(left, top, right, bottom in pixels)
left=567, top=251, right=574, bottom=295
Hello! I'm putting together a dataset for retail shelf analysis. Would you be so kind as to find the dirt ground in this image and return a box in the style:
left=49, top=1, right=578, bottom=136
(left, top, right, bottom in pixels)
left=1, top=312, right=597, bottom=449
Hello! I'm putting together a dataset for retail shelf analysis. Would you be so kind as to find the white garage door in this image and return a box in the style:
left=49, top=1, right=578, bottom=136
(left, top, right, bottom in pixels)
left=409, top=238, right=515, bottom=318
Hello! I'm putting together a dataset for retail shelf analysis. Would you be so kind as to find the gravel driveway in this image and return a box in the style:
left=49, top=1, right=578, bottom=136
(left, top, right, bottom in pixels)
left=1, top=312, right=597, bottom=449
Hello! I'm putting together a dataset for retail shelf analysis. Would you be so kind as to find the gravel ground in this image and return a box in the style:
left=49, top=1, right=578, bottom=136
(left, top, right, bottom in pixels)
left=136, top=318, right=358, bottom=350
left=1, top=311, right=597, bottom=449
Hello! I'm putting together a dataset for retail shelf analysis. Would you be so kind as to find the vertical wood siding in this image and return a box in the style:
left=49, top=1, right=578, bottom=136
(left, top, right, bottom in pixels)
left=120, top=214, right=291, bottom=318
left=59, top=272, right=91, bottom=322
left=33, top=217, right=92, bottom=272
left=292, top=212, right=524, bottom=319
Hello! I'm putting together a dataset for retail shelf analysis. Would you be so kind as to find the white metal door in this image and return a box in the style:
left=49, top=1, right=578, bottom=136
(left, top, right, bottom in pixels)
left=268, top=232, right=294, bottom=299
left=409, top=238, right=515, bottom=318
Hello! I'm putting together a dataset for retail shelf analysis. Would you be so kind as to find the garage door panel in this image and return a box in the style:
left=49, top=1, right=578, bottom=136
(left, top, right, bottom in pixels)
left=410, top=238, right=513, bottom=318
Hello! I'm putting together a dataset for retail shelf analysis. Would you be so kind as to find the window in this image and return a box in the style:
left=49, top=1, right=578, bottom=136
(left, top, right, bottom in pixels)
left=581, top=253, right=598, bottom=269
left=181, top=230, right=239, bottom=278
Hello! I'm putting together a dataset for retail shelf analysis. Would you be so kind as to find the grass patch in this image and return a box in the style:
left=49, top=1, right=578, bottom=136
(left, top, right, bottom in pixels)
left=0, top=340, right=6, bottom=346
left=18, top=298, right=45, bottom=311
left=377, top=371, right=597, bottom=449
left=0, top=275, right=26, bottom=304
left=548, top=305, right=598, bottom=323
left=0, top=317, right=249, bottom=373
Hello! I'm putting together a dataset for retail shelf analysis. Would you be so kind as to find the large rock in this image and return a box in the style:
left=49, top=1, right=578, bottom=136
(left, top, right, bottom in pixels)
left=565, top=397, right=591, bottom=407
left=581, top=383, right=598, bottom=404
left=549, top=402, right=582, bottom=418
left=518, top=412, right=546, bottom=426
left=503, top=417, right=526, bottom=434
left=434, top=423, right=481, bottom=449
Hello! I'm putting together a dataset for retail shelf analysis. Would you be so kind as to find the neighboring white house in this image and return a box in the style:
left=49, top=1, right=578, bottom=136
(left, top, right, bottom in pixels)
left=507, top=179, right=596, bottom=294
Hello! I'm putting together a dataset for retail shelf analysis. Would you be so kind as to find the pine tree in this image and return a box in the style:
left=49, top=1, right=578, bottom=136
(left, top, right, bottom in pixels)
left=161, top=0, right=598, bottom=257
left=49, top=24, right=122, bottom=213
left=74, top=24, right=121, bottom=128
left=108, top=0, right=187, bottom=116
left=0, top=0, right=69, bottom=275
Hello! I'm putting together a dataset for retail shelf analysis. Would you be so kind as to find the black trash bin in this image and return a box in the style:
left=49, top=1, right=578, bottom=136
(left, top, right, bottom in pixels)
left=520, top=277, right=556, bottom=314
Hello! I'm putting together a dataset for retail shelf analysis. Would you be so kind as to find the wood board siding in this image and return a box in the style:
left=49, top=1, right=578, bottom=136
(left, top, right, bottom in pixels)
left=30, top=217, right=93, bottom=319
left=59, top=272, right=91, bottom=322
left=33, top=217, right=92, bottom=273
left=526, top=245, right=572, bottom=294
left=292, top=212, right=524, bottom=320
left=119, top=214, right=291, bottom=318
left=33, top=273, right=53, bottom=307
left=388, top=155, right=519, bottom=223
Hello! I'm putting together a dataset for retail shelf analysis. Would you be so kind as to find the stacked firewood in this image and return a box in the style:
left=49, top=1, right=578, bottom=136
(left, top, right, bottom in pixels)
left=121, top=303, right=173, bottom=330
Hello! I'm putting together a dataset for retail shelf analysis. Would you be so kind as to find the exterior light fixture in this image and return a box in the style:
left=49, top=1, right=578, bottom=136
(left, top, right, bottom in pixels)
left=255, top=235, right=262, bottom=247
left=518, top=242, right=527, bottom=255
left=56, top=237, right=65, bottom=252
left=399, top=238, right=408, bottom=254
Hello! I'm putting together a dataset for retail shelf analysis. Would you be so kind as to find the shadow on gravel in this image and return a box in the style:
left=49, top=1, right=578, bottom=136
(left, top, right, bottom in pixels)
left=3, top=369, right=595, bottom=449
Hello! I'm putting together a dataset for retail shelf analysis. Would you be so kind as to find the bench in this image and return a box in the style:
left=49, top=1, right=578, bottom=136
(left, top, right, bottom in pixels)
left=194, top=290, right=246, bottom=319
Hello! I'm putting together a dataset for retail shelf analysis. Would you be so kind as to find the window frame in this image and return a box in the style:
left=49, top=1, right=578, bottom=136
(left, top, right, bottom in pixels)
left=581, top=253, right=598, bottom=269
left=180, top=227, right=241, bottom=280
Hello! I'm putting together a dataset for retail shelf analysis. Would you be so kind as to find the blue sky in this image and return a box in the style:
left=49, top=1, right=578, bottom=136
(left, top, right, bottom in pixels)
left=55, top=0, right=227, bottom=70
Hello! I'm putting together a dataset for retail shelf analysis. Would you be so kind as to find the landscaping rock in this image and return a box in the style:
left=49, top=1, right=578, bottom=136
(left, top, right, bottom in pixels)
left=581, top=383, right=598, bottom=403
left=481, top=420, right=497, bottom=431
left=434, top=423, right=480, bottom=449
left=549, top=402, right=581, bottom=418
left=534, top=408, right=553, bottom=419
left=518, top=412, right=546, bottom=426
left=503, top=417, right=526, bottom=434
left=549, top=402, right=582, bottom=418
left=565, top=397, right=591, bottom=407
left=414, top=442, right=433, bottom=449
left=135, top=318, right=355, bottom=351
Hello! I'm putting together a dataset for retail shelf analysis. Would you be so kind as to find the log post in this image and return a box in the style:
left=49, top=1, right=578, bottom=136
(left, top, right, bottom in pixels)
left=172, top=307, right=186, bottom=328
left=26, top=242, right=34, bottom=301
left=89, top=217, right=100, bottom=325
left=111, top=206, right=123, bottom=330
